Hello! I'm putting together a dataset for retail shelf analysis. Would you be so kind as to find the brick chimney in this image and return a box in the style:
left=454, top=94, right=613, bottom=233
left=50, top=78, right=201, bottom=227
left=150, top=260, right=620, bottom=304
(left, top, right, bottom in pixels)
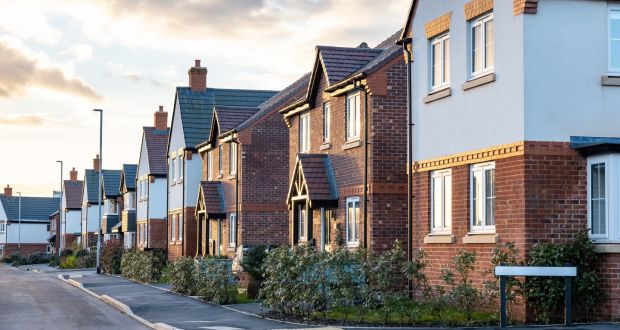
left=188, top=59, right=207, bottom=91
left=4, top=185, right=12, bottom=197
left=93, top=154, right=100, bottom=172
left=154, top=106, right=168, bottom=130
left=70, top=167, right=78, bottom=181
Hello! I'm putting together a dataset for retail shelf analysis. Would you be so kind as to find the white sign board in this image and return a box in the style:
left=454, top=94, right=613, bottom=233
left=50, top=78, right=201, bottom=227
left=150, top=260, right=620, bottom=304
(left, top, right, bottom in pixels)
left=495, top=266, right=576, bottom=277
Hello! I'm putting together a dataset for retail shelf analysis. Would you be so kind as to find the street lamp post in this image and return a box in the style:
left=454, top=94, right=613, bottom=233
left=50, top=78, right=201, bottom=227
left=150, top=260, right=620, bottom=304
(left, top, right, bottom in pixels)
left=56, top=160, right=63, bottom=254
left=93, top=109, right=103, bottom=274
left=17, top=192, right=21, bottom=255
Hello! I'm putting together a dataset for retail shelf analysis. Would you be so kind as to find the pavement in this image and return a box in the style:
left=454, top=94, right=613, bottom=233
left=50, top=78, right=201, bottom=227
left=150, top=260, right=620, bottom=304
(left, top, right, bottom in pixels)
left=0, top=263, right=149, bottom=330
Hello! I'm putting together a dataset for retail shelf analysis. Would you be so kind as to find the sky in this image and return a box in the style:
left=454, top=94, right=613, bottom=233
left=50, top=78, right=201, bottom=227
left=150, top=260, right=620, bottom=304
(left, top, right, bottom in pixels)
left=0, top=0, right=407, bottom=197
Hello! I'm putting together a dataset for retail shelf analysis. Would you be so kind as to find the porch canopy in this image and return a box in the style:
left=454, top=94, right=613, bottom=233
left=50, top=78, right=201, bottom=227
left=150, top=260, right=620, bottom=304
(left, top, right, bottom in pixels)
left=286, top=154, right=339, bottom=209
left=196, top=181, right=227, bottom=219
left=571, top=136, right=620, bottom=156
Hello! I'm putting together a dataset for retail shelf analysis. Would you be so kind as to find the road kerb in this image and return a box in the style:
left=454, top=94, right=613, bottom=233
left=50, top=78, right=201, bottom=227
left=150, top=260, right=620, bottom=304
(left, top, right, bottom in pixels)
left=57, top=275, right=180, bottom=330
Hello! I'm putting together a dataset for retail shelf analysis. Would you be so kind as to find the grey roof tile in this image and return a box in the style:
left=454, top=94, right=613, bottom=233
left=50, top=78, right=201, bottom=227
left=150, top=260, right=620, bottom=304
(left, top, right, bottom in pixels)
left=0, top=195, right=60, bottom=222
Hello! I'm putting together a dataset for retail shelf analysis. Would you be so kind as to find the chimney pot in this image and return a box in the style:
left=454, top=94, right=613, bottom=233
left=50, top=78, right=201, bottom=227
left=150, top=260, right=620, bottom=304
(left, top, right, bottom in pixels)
left=93, top=155, right=101, bottom=172
left=188, top=59, right=207, bottom=91
left=154, top=106, right=168, bottom=130
left=4, top=185, right=12, bottom=197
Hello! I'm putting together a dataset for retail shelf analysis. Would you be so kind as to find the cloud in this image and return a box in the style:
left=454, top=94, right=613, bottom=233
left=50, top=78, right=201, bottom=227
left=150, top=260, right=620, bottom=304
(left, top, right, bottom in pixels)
left=60, top=44, right=94, bottom=62
left=0, top=114, right=45, bottom=126
left=0, top=39, right=102, bottom=100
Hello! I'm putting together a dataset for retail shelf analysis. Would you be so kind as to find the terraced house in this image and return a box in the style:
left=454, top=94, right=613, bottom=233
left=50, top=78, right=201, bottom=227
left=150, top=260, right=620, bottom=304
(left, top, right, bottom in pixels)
left=81, top=155, right=102, bottom=248
left=61, top=167, right=83, bottom=249
left=101, top=169, right=122, bottom=241
left=117, top=164, right=137, bottom=248
left=400, top=0, right=620, bottom=320
left=166, top=60, right=277, bottom=260
left=136, top=106, right=169, bottom=251
left=195, top=74, right=309, bottom=259
left=280, top=32, right=408, bottom=252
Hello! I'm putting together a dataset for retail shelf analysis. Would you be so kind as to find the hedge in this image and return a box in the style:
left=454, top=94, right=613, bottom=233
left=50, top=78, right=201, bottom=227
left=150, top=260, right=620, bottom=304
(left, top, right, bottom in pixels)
left=121, top=249, right=166, bottom=284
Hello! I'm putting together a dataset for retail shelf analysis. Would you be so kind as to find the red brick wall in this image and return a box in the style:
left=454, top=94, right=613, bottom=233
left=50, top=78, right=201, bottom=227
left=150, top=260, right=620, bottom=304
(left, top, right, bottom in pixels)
left=146, top=218, right=167, bottom=250
left=5, top=243, right=48, bottom=256
left=167, top=207, right=196, bottom=261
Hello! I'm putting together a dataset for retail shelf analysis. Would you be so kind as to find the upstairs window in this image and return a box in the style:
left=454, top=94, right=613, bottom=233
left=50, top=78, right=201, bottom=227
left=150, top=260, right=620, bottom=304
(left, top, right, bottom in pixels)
left=178, top=214, right=183, bottom=241
left=229, top=213, right=237, bottom=247
left=431, top=169, right=452, bottom=233
left=299, top=113, right=310, bottom=153
left=170, top=157, right=176, bottom=185
left=229, top=143, right=238, bottom=175
left=471, top=162, right=495, bottom=232
left=431, top=34, right=450, bottom=91
left=124, top=192, right=135, bottom=210
left=610, top=8, right=620, bottom=73
left=323, top=102, right=331, bottom=143
left=177, top=155, right=183, bottom=182
left=470, top=14, right=494, bottom=78
left=207, top=151, right=213, bottom=181
left=0, top=223, right=5, bottom=233
left=346, top=93, right=361, bottom=141
left=218, top=145, right=223, bottom=177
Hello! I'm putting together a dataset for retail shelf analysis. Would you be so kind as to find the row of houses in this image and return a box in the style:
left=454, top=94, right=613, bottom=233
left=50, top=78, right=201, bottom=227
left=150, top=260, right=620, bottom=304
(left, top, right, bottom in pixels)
left=0, top=0, right=619, bottom=320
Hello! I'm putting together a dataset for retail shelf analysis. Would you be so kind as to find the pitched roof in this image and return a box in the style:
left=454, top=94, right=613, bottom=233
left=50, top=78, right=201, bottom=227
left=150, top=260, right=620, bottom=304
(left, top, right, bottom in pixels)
left=317, top=45, right=382, bottom=85
left=0, top=195, right=60, bottom=222
left=215, top=106, right=261, bottom=134
left=174, top=87, right=277, bottom=149
left=143, top=127, right=169, bottom=175
left=286, top=154, right=338, bottom=208
left=236, top=73, right=311, bottom=131
left=121, top=164, right=138, bottom=191
left=198, top=181, right=226, bottom=218
left=101, top=170, right=122, bottom=197
left=84, top=169, right=100, bottom=204
left=63, top=180, right=83, bottom=209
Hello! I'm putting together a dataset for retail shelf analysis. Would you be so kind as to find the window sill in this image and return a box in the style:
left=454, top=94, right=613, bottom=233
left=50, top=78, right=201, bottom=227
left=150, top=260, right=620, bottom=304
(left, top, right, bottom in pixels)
left=595, top=244, right=620, bottom=254
left=346, top=242, right=360, bottom=249
left=423, top=87, right=451, bottom=104
left=602, top=75, right=620, bottom=86
left=462, top=73, right=496, bottom=91
left=320, top=143, right=332, bottom=151
left=227, top=246, right=236, bottom=252
left=227, top=175, right=237, bottom=180
left=424, top=233, right=455, bottom=244
left=342, top=139, right=362, bottom=150
left=462, top=233, right=498, bottom=244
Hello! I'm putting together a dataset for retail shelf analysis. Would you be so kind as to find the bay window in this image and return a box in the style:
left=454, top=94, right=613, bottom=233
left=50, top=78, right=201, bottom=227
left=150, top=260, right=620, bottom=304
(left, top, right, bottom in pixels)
left=471, top=162, right=495, bottom=232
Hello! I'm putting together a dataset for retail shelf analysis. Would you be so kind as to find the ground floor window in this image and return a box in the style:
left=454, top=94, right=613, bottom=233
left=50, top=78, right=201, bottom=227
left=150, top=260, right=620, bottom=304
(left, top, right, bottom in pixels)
left=431, top=169, right=452, bottom=233
left=229, top=213, right=237, bottom=247
left=471, top=162, right=495, bottom=232
left=298, top=204, right=307, bottom=242
left=178, top=214, right=183, bottom=241
left=325, top=209, right=332, bottom=244
left=346, top=197, right=360, bottom=246
left=170, top=214, right=176, bottom=242
left=588, top=154, right=620, bottom=241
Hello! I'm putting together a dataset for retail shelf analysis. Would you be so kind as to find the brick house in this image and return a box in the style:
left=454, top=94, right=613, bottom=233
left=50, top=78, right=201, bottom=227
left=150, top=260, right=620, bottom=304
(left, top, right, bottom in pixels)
left=400, top=0, right=620, bottom=320
left=100, top=169, right=122, bottom=242
left=280, top=32, right=408, bottom=252
left=195, top=74, right=309, bottom=259
left=118, top=164, right=137, bottom=248
left=0, top=185, right=59, bottom=256
left=81, top=156, right=102, bottom=248
left=61, top=168, right=83, bottom=249
left=166, top=59, right=277, bottom=261
left=49, top=210, right=60, bottom=254
left=136, top=107, right=169, bottom=251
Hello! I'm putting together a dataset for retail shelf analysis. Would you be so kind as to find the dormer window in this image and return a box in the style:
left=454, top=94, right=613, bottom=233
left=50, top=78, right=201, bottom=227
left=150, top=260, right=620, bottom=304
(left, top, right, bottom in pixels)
left=431, top=34, right=450, bottom=91
left=470, top=14, right=494, bottom=78
left=345, top=93, right=361, bottom=141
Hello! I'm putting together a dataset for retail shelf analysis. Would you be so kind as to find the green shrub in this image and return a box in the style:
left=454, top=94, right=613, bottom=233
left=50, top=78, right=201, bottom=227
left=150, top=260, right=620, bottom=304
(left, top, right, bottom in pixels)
left=76, top=250, right=96, bottom=268
left=240, top=245, right=268, bottom=280
left=195, top=258, right=237, bottom=304
left=60, top=255, right=77, bottom=269
left=442, top=250, right=482, bottom=323
left=121, top=249, right=166, bottom=284
left=483, top=242, right=523, bottom=323
left=169, top=257, right=198, bottom=295
left=8, top=253, right=53, bottom=266
left=101, top=240, right=124, bottom=274
left=48, top=255, right=60, bottom=267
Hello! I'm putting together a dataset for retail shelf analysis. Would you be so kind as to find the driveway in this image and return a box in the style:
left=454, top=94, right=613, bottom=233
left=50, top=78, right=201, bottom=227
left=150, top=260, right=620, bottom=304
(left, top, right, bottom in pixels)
left=0, top=263, right=149, bottom=330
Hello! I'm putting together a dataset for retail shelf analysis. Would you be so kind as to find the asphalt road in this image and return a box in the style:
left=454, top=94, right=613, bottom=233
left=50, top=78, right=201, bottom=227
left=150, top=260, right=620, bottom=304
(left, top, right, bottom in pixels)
left=0, top=263, right=149, bottom=330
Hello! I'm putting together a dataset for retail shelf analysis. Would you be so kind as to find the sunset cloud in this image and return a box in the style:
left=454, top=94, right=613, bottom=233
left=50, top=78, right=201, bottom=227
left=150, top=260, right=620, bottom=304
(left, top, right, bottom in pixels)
left=0, top=40, right=102, bottom=100
left=0, top=114, right=44, bottom=126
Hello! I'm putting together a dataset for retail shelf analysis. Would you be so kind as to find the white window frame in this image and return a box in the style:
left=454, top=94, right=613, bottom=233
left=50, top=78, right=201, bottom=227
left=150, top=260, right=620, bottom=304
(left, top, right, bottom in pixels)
left=431, top=169, right=452, bottom=234
left=299, top=113, right=310, bottom=153
left=178, top=213, right=183, bottom=241
left=298, top=204, right=307, bottom=241
left=170, top=157, right=176, bottom=185
left=323, top=102, right=331, bottom=143
left=170, top=214, right=176, bottom=242
left=218, top=145, right=223, bottom=177
left=470, top=162, right=496, bottom=233
left=587, top=154, right=620, bottom=242
left=207, top=151, right=213, bottom=181
left=609, top=7, right=620, bottom=74
left=470, top=14, right=494, bottom=78
left=345, top=93, right=361, bottom=141
left=345, top=196, right=360, bottom=246
left=177, top=155, right=183, bottom=182
left=0, top=223, right=5, bottom=233
left=229, top=213, right=237, bottom=247
left=229, top=143, right=238, bottom=176
left=430, top=33, right=450, bottom=91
